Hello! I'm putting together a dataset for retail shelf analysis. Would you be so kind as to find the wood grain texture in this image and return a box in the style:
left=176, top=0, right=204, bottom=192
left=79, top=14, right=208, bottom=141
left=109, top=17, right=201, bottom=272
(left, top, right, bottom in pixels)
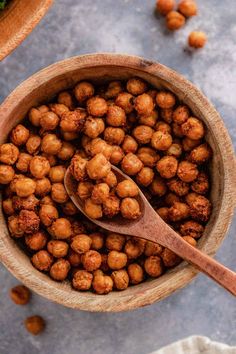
left=0, top=0, right=53, bottom=61
left=0, top=54, right=235, bottom=311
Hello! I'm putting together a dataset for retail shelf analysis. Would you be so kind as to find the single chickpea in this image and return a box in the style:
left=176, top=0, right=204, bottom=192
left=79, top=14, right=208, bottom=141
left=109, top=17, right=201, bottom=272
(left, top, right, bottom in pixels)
left=2, top=198, right=15, bottom=215
left=151, top=131, right=172, bottom=151
left=90, top=232, right=104, bottom=250
left=103, top=195, right=120, bottom=218
left=156, top=0, right=175, bottom=15
left=121, top=153, right=143, bottom=176
left=162, top=248, right=181, bottom=267
left=49, top=103, right=69, bottom=117
left=105, top=81, right=123, bottom=99
left=169, top=201, right=189, bottom=221
left=110, top=145, right=124, bottom=165
left=9, top=174, right=24, bottom=193
left=25, top=135, right=41, bottom=155
left=178, top=0, right=197, bottom=17
left=84, top=117, right=105, bottom=139
left=191, top=171, right=209, bottom=195
left=48, top=218, right=72, bottom=239
left=16, top=153, right=32, bottom=172
left=144, top=256, right=163, bottom=278
left=136, top=167, right=154, bottom=187
left=92, top=272, right=113, bottom=294
left=122, top=135, right=138, bottom=154
left=12, top=194, right=39, bottom=212
left=137, top=147, right=159, bottom=168
left=189, top=143, right=212, bottom=164
left=41, top=134, right=62, bottom=155
left=106, top=105, right=126, bottom=127
left=149, top=176, right=167, bottom=196
left=0, top=165, right=15, bottom=184
left=166, top=143, right=182, bottom=158
left=74, top=81, right=95, bottom=103
left=103, top=170, right=118, bottom=188
left=31, top=250, right=53, bottom=271
left=139, top=110, right=158, bottom=127
left=127, top=78, right=147, bottom=96
left=124, top=239, right=143, bottom=259
left=40, top=195, right=55, bottom=206
left=29, top=156, right=50, bottom=179
left=172, top=105, right=190, bottom=125
left=39, top=111, right=59, bottom=131
left=156, top=91, right=176, bottom=109
left=155, top=121, right=171, bottom=134
left=42, top=153, right=57, bottom=167
left=188, top=31, right=207, bottom=48
left=160, top=108, right=173, bottom=124
left=58, top=142, right=75, bottom=161
left=49, top=165, right=66, bottom=183
left=29, top=105, right=49, bottom=127
left=51, top=183, right=69, bottom=203
left=187, top=194, right=211, bottom=222
left=18, top=210, right=40, bottom=234
left=182, top=235, right=197, bottom=247
left=77, top=181, right=94, bottom=200
left=81, top=250, right=102, bottom=271
left=73, top=270, right=93, bottom=290
left=156, top=207, right=169, bottom=222
left=35, top=177, right=51, bottom=197
left=50, top=259, right=71, bottom=281
left=182, top=137, right=201, bottom=152
left=180, top=220, right=204, bottom=238
left=144, top=241, right=163, bottom=256
left=39, top=204, right=58, bottom=226
left=91, top=183, right=110, bottom=204
left=166, top=11, right=185, bottom=30
left=10, top=124, right=30, bottom=146
left=70, top=155, right=88, bottom=182
left=8, top=215, right=24, bottom=238
left=62, top=201, right=78, bottom=216
left=132, top=125, right=154, bottom=144
left=104, top=127, right=125, bottom=145
left=111, top=270, right=129, bottom=290
left=127, top=263, right=144, bottom=284
left=156, top=156, right=178, bottom=179
left=15, top=177, right=36, bottom=197
left=62, top=131, right=79, bottom=141
left=107, top=250, right=127, bottom=270
left=165, top=192, right=180, bottom=206
left=115, top=92, right=134, bottom=114
left=185, top=192, right=198, bottom=205
left=24, top=316, right=45, bottom=335
left=0, top=143, right=19, bottom=165
left=25, top=231, right=48, bottom=251
left=181, top=117, right=204, bottom=140
left=177, top=160, right=198, bottom=182
left=84, top=198, right=103, bottom=219
left=68, top=249, right=81, bottom=267
left=167, top=177, right=189, bottom=196
left=134, top=93, right=154, bottom=116
left=60, top=109, right=86, bottom=132
left=87, top=96, right=108, bottom=117
left=10, top=285, right=31, bottom=305
left=89, top=138, right=113, bottom=160
left=172, top=122, right=184, bottom=138
left=120, top=198, right=141, bottom=219
left=86, top=153, right=111, bottom=180
left=116, top=180, right=139, bottom=198
left=58, top=91, right=74, bottom=109
left=106, top=233, right=126, bottom=251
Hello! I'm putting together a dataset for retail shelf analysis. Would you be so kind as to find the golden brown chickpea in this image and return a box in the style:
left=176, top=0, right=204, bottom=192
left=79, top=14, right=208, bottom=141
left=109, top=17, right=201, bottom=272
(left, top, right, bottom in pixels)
left=8, top=215, right=24, bottom=238
left=68, top=249, right=81, bottom=267
left=139, top=110, right=158, bottom=127
left=49, top=165, right=66, bottom=183
left=165, top=192, right=180, bottom=206
left=10, top=124, right=30, bottom=146
left=84, top=198, right=103, bottom=219
left=62, top=200, right=78, bottom=216
left=29, top=156, right=50, bottom=179
left=180, top=220, right=204, bottom=238
left=91, top=183, right=110, bottom=204
left=127, top=78, right=147, bottom=96
left=169, top=201, right=189, bottom=221
left=25, top=135, right=41, bottom=155
left=103, top=170, right=118, bottom=188
left=156, top=207, right=170, bottom=222
left=137, top=147, right=159, bottom=168
left=144, top=241, right=163, bottom=257
left=115, top=92, right=134, bottom=114
left=181, top=117, right=204, bottom=140
left=106, top=105, right=126, bottom=127
left=40, top=195, right=55, bottom=206
left=156, top=156, right=178, bottom=179
left=107, top=250, right=127, bottom=270
left=62, top=131, right=80, bottom=142
left=48, top=218, right=72, bottom=239
left=0, top=143, right=19, bottom=165
left=144, top=256, right=163, bottom=278
left=166, top=143, right=182, bottom=158
left=166, top=11, right=185, bottom=30
left=58, top=91, right=74, bottom=109
left=10, top=285, right=31, bottom=305
left=92, top=272, right=113, bottom=294
left=172, top=122, right=184, bottom=138
left=29, top=105, right=49, bottom=127
left=127, top=263, right=144, bottom=284
left=167, top=177, right=189, bottom=196
left=87, top=96, right=108, bottom=117
left=35, top=177, right=51, bottom=197
left=162, top=248, right=181, bottom=267
left=191, top=172, right=209, bottom=195
left=160, top=108, right=173, bottom=124
left=0, top=165, right=15, bottom=184
left=111, top=269, right=129, bottom=290
left=74, top=81, right=95, bottom=103
left=18, top=210, right=40, bottom=234
left=106, top=233, right=126, bottom=251
left=134, top=93, right=154, bottom=116
left=39, top=204, right=58, bottom=226
left=89, top=138, right=113, bottom=159
left=77, top=181, right=93, bottom=200
left=15, top=177, right=36, bottom=197
left=70, top=155, right=88, bottom=182
left=182, top=137, right=201, bottom=152
left=16, top=153, right=32, bottom=172
left=51, top=183, right=69, bottom=203
left=25, top=231, right=47, bottom=251
left=124, top=239, right=143, bottom=259
left=110, top=145, right=125, bottom=165
left=9, top=174, right=24, bottom=193
left=178, top=0, right=197, bottom=17
left=136, top=167, right=154, bottom=187
left=172, top=105, right=190, bottom=125
left=104, top=127, right=125, bottom=145
left=50, top=259, right=71, bottom=281
left=2, top=198, right=14, bottom=215
left=81, top=250, right=102, bottom=271
left=156, top=91, right=176, bottom=109
left=155, top=121, right=172, bottom=134
left=185, top=192, right=198, bottom=205
left=189, top=143, right=212, bottom=164
left=84, top=117, right=105, bottom=139
left=188, top=31, right=207, bottom=48
left=103, top=194, right=120, bottom=218
left=86, top=153, right=111, bottom=180
left=73, top=270, right=93, bottom=290
left=122, top=135, right=138, bottom=154
left=182, top=235, right=197, bottom=247
left=12, top=194, right=39, bottom=212
left=132, top=125, right=154, bottom=144
left=151, top=131, right=172, bottom=151
left=116, top=180, right=139, bottom=198
left=121, top=153, right=143, bottom=176
left=120, top=198, right=141, bottom=220
left=41, top=134, right=62, bottom=155
left=105, top=81, right=123, bottom=99
left=89, top=232, right=104, bottom=250
left=31, top=250, right=53, bottom=271
left=57, top=142, right=75, bottom=161
left=156, top=0, right=175, bottom=15
left=24, top=315, right=45, bottom=335
left=39, top=111, right=59, bottom=131
left=149, top=176, right=167, bottom=196
left=177, top=161, right=198, bottom=182
left=41, top=153, right=57, bottom=167
left=186, top=194, right=211, bottom=222
left=49, top=103, right=69, bottom=117
left=60, top=109, right=86, bottom=132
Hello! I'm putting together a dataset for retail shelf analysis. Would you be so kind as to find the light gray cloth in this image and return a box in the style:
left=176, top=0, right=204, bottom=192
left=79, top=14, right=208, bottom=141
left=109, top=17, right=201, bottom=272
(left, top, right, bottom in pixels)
left=151, top=336, right=236, bottom=354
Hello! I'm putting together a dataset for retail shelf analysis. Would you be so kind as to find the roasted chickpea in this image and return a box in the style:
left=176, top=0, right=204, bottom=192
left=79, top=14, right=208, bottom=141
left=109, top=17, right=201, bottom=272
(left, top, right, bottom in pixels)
left=110, top=145, right=124, bottom=165
left=191, top=172, right=209, bottom=195
left=60, top=109, right=87, bottom=133
left=127, top=78, right=147, bottom=96
left=15, top=177, right=36, bottom=197
left=156, top=207, right=169, bottom=222
left=144, top=241, right=163, bottom=257
left=189, top=143, right=212, bottom=164
left=173, top=105, right=190, bottom=125
left=48, top=218, right=72, bottom=239
left=73, top=270, right=93, bottom=290
left=156, top=156, right=178, bottom=179
left=166, top=11, right=185, bottom=30
left=134, top=93, right=154, bottom=116
left=132, top=125, right=154, bottom=144
left=57, top=142, right=75, bottom=161
left=166, top=143, right=182, bottom=158
left=172, top=122, right=184, bottom=138
left=120, top=198, right=141, bottom=219
left=74, top=81, right=95, bottom=103
left=91, top=183, right=110, bottom=204
left=10, top=285, right=31, bottom=305
left=0, top=165, right=15, bottom=184
left=156, top=121, right=171, bottom=134
left=104, top=81, right=123, bottom=99
left=121, top=153, right=143, bottom=176
left=86, top=153, right=111, bottom=180
left=25, top=231, right=47, bottom=251
left=156, top=0, right=175, bottom=15
left=84, top=117, right=105, bottom=139
left=70, top=155, right=88, bottom=182
left=165, top=192, right=180, bottom=206
left=0, top=143, right=19, bottom=165
left=41, top=134, right=62, bottom=155
left=103, top=170, right=118, bottom=188
left=178, top=0, right=197, bottom=17
left=39, top=204, right=58, bottom=226
left=139, top=110, right=158, bottom=127
left=51, top=183, right=69, bottom=203
left=106, top=105, right=126, bottom=127
left=115, top=92, right=134, bottom=114
left=186, top=194, right=211, bottom=222
left=31, top=249, right=53, bottom=271
left=122, top=135, right=138, bottom=154
left=9, top=174, right=24, bottom=193
left=150, top=176, right=167, bottom=196
left=180, top=220, right=204, bottom=238
left=182, top=137, right=201, bottom=152
left=156, top=91, right=176, bottom=109
left=49, top=165, right=66, bottom=183
left=151, top=131, right=172, bottom=151
left=47, top=240, right=68, bottom=258
left=177, top=161, right=198, bottom=182
left=144, top=256, right=163, bottom=278
left=58, top=91, right=74, bottom=109
left=104, top=127, right=125, bottom=145
left=29, top=105, right=49, bottom=127
left=50, top=259, right=70, bottom=281
left=16, top=153, right=32, bottom=172
left=8, top=215, right=24, bottom=238
left=41, top=153, right=57, bottom=167
left=12, top=194, right=39, bottom=212
left=81, top=250, right=102, bottom=271
left=49, top=103, right=69, bottom=117
left=137, top=147, right=159, bottom=168
left=188, top=31, right=207, bottom=48
left=111, top=269, right=129, bottom=290
left=24, top=315, right=45, bottom=335
left=10, top=124, right=29, bottom=146
left=18, top=210, right=40, bottom=234
left=181, top=117, right=204, bottom=140
left=169, top=201, right=189, bottom=221
left=87, top=96, right=108, bottom=117
left=107, top=250, right=127, bottom=270
left=162, top=248, right=181, bottom=267
left=182, top=235, right=197, bottom=247
left=61, top=201, right=77, bottom=216
left=89, top=232, right=104, bottom=250
left=39, top=111, right=59, bottom=131
left=2, top=198, right=14, bottom=215
left=124, top=239, right=143, bottom=259
left=92, top=272, right=113, bottom=294
left=136, top=167, right=154, bottom=186
left=89, top=138, right=113, bottom=159
left=77, top=181, right=93, bottom=200
left=62, top=131, right=79, bottom=141
left=103, top=195, right=120, bottom=218
left=127, top=263, right=144, bottom=284
left=29, top=156, right=50, bottom=179
left=68, top=249, right=81, bottom=267
left=84, top=198, right=103, bottom=219
left=160, top=108, right=173, bottom=124
left=167, top=177, right=189, bottom=196
left=40, top=195, right=55, bottom=206
left=35, top=177, right=51, bottom=197
left=116, top=180, right=139, bottom=198
left=106, top=233, right=126, bottom=251
left=25, top=135, right=41, bottom=155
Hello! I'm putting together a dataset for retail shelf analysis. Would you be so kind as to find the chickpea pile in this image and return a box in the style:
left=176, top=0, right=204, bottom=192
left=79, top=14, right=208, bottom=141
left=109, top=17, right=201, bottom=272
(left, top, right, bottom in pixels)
left=0, top=77, right=212, bottom=294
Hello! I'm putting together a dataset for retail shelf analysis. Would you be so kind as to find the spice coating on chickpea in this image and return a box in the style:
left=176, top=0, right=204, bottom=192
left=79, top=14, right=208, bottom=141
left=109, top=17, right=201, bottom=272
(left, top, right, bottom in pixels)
left=189, top=31, right=207, bottom=48
left=128, top=263, right=144, bottom=284
left=144, top=256, right=163, bottom=278
left=87, top=96, right=108, bottom=117
left=151, top=131, right=173, bottom=151
left=107, top=250, right=127, bottom=270
left=39, top=204, right=58, bottom=226
left=122, top=135, right=138, bottom=154
left=182, top=117, right=204, bottom=140
left=85, top=198, right=103, bottom=219
left=92, top=272, right=113, bottom=294
left=86, top=153, right=111, bottom=180
left=91, top=183, right=110, bottom=204
left=74, top=81, right=95, bottom=103
left=156, top=0, right=175, bottom=15
left=120, top=197, right=141, bottom=219
left=25, top=231, right=47, bottom=251
left=47, top=240, right=69, bottom=258
left=10, top=124, right=29, bottom=146
left=115, top=92, right=134, bottom=114
left=73, top=270, right=93, bottom=290
left=169, top=201, right=189, bottom=221
left=133, top=125, right=154, bottom=144
left=60, top=109, right=86, bottom=132
left=50, top=259, right=70, bottom=281
left=10, top=285, right=31, bottom=305
left=106, top=105, right=126, bottom=127
left=177, top=160, right=198, bottom=182
left=0, top=165, right=15, bottom=184
left=31, top=250, right=53, bottom=271
left=189, top=143, right=212, bottom=164
left=156, top=156, right=178, bottom=179
left=48, top=218, right=72, bottom=239
left=127, top=78, right=147, bottom=96
left=112, top=269, right=129, bottom=290
left=82, top=250, right=102, bottom=271
left=134, top=93, right=154, bottom=116
left=121, top=153, right=143, bottom=176
left=0, top=143, right=19, bottom=165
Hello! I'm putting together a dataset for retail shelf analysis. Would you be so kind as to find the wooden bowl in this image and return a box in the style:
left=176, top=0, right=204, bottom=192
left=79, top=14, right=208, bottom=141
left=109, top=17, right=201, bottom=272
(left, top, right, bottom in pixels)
left=0, top=54, right=235, bottom=312
left=0, top=0, right=53, bottom=61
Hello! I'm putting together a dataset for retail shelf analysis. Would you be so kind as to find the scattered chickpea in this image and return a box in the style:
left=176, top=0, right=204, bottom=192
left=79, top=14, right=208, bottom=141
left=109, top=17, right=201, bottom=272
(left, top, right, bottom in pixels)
left=92, top=272, right=113, bottom=294
left=121, top=153, right=143, bottom=176
left=24, top=315, right=45, bottom=335
left=166, top=11, right=186, bottom=31
left=137, top=147, right=159, bottom=167
left=181, top=117, right=205, bottom=140
left=188, top=31, right=207, bottom=48
left=115, top=92, right=134, bottom=114
left=134, top=93, right=154, bottom=116
left=10, top=285, right=31, bottom=305
left=156, top=92, right=176, bottom=109
left=104, top=127, right=125, bottom=145
left=150, top=176, right=167, bottom=196
left=156, top=156, right=178, bottom=179
left=178, top=0, right=197, bottom=17
left=41, top=134, right=62, bottom=155
left=132, top=125, right=154, bottom=144
left=50, top=259, right=71, bottom=281
left=106, top=105, right=126, bottom=127
left=60, top=109, right=86, bottom=132
left=47, top=240, right=69, bottom=258
left=151, top=131, right=173, bottom=151
left=16, top=153, right=32, bottom=172
left=81, top=250, right=102, bottom=271
left=156, top=0, right=175, bottom=16
left=0, top=143, right=19, bottom=165
left=122, top=135, right=138, bottom=154
left=177, top=160, right=198, bottom=182
left=127, top=78, right=147, bottom=96
left=189, top=143, right=212, bottom=164
left=51, top=183, right=69, bottom=203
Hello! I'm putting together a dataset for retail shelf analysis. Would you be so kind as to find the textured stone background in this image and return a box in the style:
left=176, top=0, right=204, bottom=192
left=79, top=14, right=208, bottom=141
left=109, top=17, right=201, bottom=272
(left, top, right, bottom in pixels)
left=0, top=1, right=235, bottom=354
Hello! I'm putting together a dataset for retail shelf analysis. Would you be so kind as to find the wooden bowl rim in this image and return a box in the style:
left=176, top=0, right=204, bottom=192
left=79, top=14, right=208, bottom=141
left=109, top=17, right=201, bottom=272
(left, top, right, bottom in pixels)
left=0, top=0, right=53, bottom=61
left=0, top=53, right=235, bottom=312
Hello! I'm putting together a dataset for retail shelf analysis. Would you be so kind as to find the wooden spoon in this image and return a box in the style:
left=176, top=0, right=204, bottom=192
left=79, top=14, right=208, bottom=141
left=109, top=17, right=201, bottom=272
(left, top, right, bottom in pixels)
left=64, top=166, right=236, bottom=296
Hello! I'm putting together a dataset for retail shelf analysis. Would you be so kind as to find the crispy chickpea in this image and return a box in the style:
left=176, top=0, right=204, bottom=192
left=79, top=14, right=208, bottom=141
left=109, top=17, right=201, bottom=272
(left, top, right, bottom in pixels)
left=105, top=81, right=123, bottom=99
left=116, top=180, right=139, bottom=198
left=0, top=165, right=15, bottom=184
left=92, top=272, right=113, bottom=294
left=40, top=195, right=55, bottom=206
left=18, top=210, right=40, bottom=234
left=10, top=124, right=29, bottom=146
left=89, top=232, right=104, bottom=250
left=84, top=198, right=103, bottom=219
left=191, top=172, right=209, bottom=195
left=144, top=241, right=163, bottom=257
left=149, top=176, right=167, bottom=196
left=9, top=174, right=24, bottom=193
left=106, top=105, right=126, bottom=127
left=121, top=153, right=143, bottom=176
left=106, top=233, right=126, bottom=251
left=134, top=93, right=154, bottom=116
left=166, top=143, right=182, bottom=158
left=167, top=177, right=189, bottom=196
left=84, top=117, right=105, bottom=139
left=156, top=0, right=175, bottom=15
left=187, top=194, right=211, bottom=222
left=182, top=137, right=201, bottom=152
left=136, top=167, right=154, bottom=187
left=41, top=134, right=62, bottom=155
left=58, top=91, right=74, bottom=109
left=139, top=110, right=158, bottom=127
left=188, top=31, right=207, bottom=48
left=74, top=81, right=95, bottom=103
left=16, top=153, right=32, bottom=172
left=50, top=103, right=69, bottom=117
left=24, top=315, right=45, bottom=335
left=169, top=201, right=189, bottom=221
left=62, top=201, right=78, bottom=216
left=178, top=0, right=197, bottom=17
left=177, top=160, right=198, bottom=182
left=35, top=177, right=51, bottom=197
left=77, top=181, right=93, bottom=200
left=115, top=92, right=134, bottom=114
left=127, top=78, right=147, bottom=96
left=49, top=165, right=66, bottom=183
left=180, top=220, right=204, bottom=238
left=12, top=194, right=39, bottom=212
left=10, top=285, right=31, bottom=305
left=110, top=145, right=124, bottom=165
left=151, top=131, right=172, bottom=151
left=48, top=218, right=72, bottom=239
left=156, top=121, right=171, bottom=134
left=39, top=204, right=58, bottom=226
left=161, top=108, right=173, bottom=124
left=8, top=215, right=24, bottom=238
left=29, top=156, right=50, bottom=179
left=51, top=183, right=69, bottom=203
left=156, top=207, right=169, bottom=222
left=81, top=250, right=102, bottom=271
left=185, top=192, right=198, bottom=205
left=172, top=122, right=184, bottom=138
left=137, top=147, right=159, bottom=167
left=165, top=192, right=180, bottom=206
left=87, top=96, right=108, bottom=117
left=57, top=142, right=75, bottom=161
left=166, top=11, right=185, bottom=30
left=29, top=105, right=49, bottom=127
left=39, top=111, right=59, bottom=131
left=62, top=131, right=79, bottom=141
left=50, top=259, right=70, bottom=281
left=70, top=155, right=88, bottom=182
left=89, top=138, right=113, bottom=159
left=173, top=105, right=190, bottom=125
left=124, top=239, right=143, bottom=259
left=144, top=256, right=163, bottom=278
left=47, top=240, right=69, bottom=258
left=120, top=198, right=141, bottom=220
left=103, top=170, right=118, bottom=188
left=15, top=177, right=36, bottom=197
left=73, top=270, right=93, bottom=290
left=68, top=249, right=81, bottom=267
left=189, top=143, right=212, bottom=164
left=132, top=125, right=154, bottom=144
left=111, top=270, right=129, bottom=290
left=156, top=156, right=178, bottom=179
left=127, top=263, right=144, bottom=284
left=122, top=135, right=138, bottom=154
left=25, top=231, right=47, bottom=251
left=0, top=143, right=19, bottom=165
left=103, top=195, right=120, bottom=218
left=2, top=198, right=14, bottom=215
left=181, top=117, right=204, bottom=140
left=42, top=153, right=57, bottom=167
left=60, top=109, right=86, bottom=132
left=162, top=248, right=181, bottom=267
left=25, top=135, right=41, bottom=155
left=156, top=91, right=176, bottom=109
left=104, top=127, right=125, bottom=145
left=91, top=183, right=110, bottom=204
left=107, top=250, right=127, bottom=270
left=31, top=250, right=53, bottom=271
left=87, top=153, right=111, bottom=180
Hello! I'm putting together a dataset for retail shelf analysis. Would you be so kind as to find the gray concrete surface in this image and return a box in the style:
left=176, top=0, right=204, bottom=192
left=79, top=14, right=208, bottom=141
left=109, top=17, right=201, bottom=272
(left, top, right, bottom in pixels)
left=0, top=1, right=235, bottom=353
